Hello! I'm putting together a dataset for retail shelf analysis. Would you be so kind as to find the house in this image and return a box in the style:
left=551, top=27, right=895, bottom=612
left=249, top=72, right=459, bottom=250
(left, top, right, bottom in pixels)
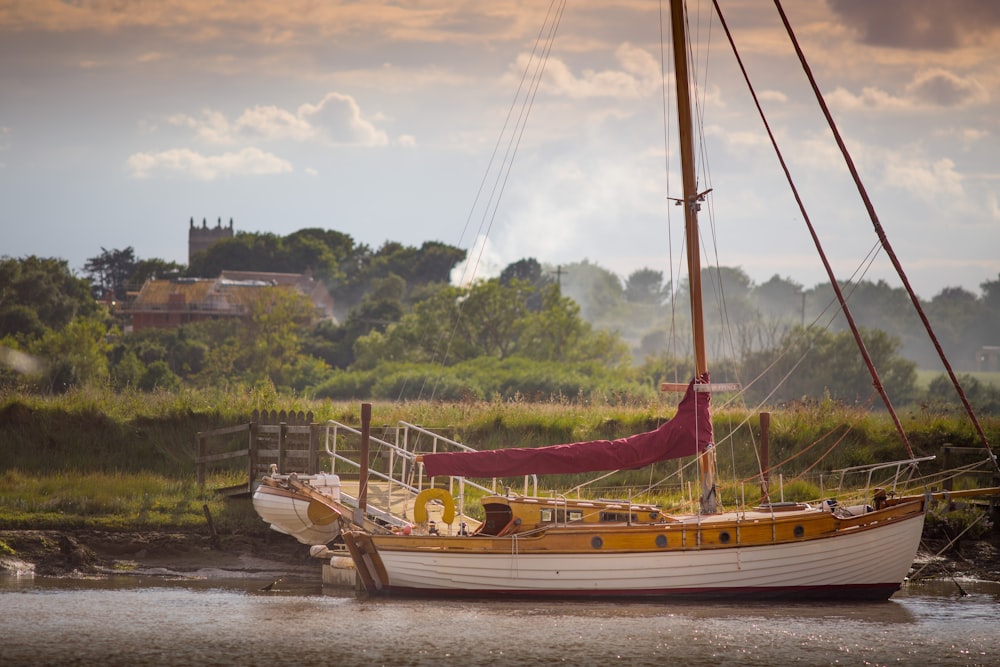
left=127, top=272, right=335, bottom=332
left=978, top=346, right=1000, bottom=372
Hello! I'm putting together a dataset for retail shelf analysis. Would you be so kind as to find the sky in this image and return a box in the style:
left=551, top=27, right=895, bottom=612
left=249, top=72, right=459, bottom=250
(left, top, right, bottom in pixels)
left=1, top=0, right=998, bottom=300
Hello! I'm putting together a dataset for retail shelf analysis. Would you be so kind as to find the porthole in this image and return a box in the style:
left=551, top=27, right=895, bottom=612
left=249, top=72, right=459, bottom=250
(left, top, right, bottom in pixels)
left=655, top=534, right=667, bottom=548
left=719, top=531, right=731, bottom=544
left=591, top=536, right=604, bottom=549
left=794, top=525, right=805, bottom=538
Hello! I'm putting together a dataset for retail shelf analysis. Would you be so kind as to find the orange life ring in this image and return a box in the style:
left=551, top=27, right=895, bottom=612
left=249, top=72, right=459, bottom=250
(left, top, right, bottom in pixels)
left=414, top=487, right=456, bottom=525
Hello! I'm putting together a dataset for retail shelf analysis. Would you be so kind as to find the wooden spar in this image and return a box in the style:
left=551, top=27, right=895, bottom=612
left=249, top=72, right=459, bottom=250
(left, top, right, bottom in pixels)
left=355, top=402, right=372, bottom=528
left=670, top=0, right=717, bottom=514
left=670, top=0, right=705, bottom=377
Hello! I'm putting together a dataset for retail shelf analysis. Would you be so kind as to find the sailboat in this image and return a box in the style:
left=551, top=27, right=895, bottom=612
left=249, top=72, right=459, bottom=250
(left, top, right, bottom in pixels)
left=331, top=0, right=1000, bottom=600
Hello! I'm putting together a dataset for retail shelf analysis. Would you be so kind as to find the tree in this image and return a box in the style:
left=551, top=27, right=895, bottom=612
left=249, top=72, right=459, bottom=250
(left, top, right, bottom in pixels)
left=753, top=274, right=804, bottom=322
left=336, top=240, right=466, bottom=310
left=559, top=260, right=625, bottom=324
left=187, top=232, right=285, bottom=277
left=0, top=256, right=97, bottom=340
left=519, top=284, right=631, bottom=368
left=623, top=268, right=668, bottom=306
left=301, top=297, right=404, bottom=368
left=190, top=288, right=319, bottom=388
left=925, top=286, right=981, bottom=371
left=84, top=247, right=137, bottom=300
left=352, top=279, right=631, bottom=371
left=975, top=274, right=1000, bottom=353
left=128, top=258, right=185, bottom=292
left=740, top=326, right=917, bottom=406
left=499, top=258, right=553, bottom=311
left=29, top=316, right=111, bottom=392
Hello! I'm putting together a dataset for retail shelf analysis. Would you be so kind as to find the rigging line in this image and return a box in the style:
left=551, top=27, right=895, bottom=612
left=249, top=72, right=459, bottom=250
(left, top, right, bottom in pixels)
left=744, top=423, right=852, bottom=486
left=771, top=0, right=994, bottom=467
left=465, top=0, right=566, bottom=284
left=414, top=0, right=566, bottom=401
left=710, top=0, right=914, bottom=460
left=658, top=0, right=680, bottom=376
left=452, top=0, right=565, bottom=274
left=449, top=0, right=565, bottom=298
left=410, top=0, right=558, bottom=398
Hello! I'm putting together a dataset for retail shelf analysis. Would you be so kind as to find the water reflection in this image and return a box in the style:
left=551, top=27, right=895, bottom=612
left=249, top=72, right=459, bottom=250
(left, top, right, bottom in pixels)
left=2, top=574, right=998, bottom=667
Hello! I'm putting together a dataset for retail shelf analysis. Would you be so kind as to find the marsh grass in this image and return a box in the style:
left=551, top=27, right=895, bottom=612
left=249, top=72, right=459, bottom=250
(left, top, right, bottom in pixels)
left=0, top=468, right=263, bottom=533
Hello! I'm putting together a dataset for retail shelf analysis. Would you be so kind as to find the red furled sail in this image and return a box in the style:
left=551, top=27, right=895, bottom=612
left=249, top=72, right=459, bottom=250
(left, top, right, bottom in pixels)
left=422, top=376, right=713, bottom=478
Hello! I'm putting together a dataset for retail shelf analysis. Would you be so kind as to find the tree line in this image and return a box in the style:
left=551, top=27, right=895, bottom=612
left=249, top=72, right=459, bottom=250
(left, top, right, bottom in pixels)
left=1, top=227, right=998, bottom=413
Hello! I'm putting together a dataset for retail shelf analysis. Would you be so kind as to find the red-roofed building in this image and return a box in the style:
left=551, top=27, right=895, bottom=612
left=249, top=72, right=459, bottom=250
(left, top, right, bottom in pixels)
left=127, top=272, right=335, bottom=332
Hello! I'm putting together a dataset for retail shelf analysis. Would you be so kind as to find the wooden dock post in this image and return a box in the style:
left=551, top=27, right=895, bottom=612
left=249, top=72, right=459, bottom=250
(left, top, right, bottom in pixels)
left=248, top=421, right=258, bottom=489
left=355, top=403, right=372, bottom=527
left=196, top=432, right=206, bottom=486
left=308, top=422, right=320, bottom=474
left=760, top=412, right=771, bottom=505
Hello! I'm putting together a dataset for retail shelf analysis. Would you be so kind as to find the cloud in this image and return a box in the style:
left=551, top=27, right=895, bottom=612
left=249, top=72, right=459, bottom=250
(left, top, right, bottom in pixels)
left=905, top=69, right=989, bottom=107
left=525, top=42, right=661, bottom=99
left=298, top=92, right=388, bottom=146
left=234, top=105, right=315, bottom=142
left=828, top=0, right=1000, bottom=50
left=882, top=154, right=964, bottom=202
left=166, top=92, right=387, bottom=147
left=126, top=146, right=292, bottom=180
left=828, top=69, right=988, bottom=112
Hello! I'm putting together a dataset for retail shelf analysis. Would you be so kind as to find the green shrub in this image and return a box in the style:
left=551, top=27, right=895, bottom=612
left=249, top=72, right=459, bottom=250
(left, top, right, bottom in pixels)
left=923, top=506, right=992, bottom=546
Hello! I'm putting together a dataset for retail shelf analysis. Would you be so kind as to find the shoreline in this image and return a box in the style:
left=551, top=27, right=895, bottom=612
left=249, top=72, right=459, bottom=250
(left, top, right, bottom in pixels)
left=3, top=528, right=1000, bottom=585
left=0, top=529, right=319, bottom=581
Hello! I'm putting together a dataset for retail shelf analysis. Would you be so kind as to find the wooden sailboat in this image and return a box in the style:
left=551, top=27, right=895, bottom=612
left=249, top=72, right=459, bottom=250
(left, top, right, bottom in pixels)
left=333, top=0, right=982, bottom=601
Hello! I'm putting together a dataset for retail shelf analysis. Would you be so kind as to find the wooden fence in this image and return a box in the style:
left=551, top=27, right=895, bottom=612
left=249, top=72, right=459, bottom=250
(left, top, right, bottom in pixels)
left=196, top=410, right=323, bottom=493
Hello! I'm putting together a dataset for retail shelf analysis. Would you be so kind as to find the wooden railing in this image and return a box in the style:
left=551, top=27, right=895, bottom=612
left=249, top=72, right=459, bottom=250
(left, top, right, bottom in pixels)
left=196, top=410, right=322, bottom=491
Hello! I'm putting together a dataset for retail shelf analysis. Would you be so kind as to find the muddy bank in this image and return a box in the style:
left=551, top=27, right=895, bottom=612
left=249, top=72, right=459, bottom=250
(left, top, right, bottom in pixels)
left=0, top=529, right=319, bottom=580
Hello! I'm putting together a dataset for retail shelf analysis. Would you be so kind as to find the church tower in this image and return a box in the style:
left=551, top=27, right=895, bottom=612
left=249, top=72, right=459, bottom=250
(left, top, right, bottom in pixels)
left=188, top=217, right=234, bottom=264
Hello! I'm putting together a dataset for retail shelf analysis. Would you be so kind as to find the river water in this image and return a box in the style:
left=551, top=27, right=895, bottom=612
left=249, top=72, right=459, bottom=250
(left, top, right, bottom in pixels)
left=2, top=572, right=998, bottom=667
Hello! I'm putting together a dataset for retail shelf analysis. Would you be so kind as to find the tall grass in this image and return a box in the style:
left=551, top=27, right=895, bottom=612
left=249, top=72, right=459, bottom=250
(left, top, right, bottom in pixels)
left=0, top=468, right=261, bottom=531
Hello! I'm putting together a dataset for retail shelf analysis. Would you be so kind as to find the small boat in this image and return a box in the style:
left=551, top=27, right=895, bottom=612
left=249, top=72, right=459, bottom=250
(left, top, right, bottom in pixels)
left=252, top=472, right=344, bottom=545
left=330, top=0, right=998, bottom=600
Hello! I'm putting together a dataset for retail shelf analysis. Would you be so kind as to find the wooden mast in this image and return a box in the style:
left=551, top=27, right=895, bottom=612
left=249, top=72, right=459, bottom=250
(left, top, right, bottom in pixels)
left=670, top=0, right=716, bottom=513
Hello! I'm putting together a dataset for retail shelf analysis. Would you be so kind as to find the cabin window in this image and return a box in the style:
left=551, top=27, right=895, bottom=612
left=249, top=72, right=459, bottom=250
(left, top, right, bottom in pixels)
left=539, top=508, right=585, bottom=523
left=599, top=512, right=638, bottom=522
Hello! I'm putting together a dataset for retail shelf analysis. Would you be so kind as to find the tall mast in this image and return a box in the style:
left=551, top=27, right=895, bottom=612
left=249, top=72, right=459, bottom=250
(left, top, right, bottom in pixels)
left=670, top=0, right=716, bottom=513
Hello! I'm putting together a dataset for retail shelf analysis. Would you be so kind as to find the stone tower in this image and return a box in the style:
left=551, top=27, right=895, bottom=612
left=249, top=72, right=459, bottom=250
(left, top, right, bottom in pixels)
left=188, top=217, right=234, bottom=264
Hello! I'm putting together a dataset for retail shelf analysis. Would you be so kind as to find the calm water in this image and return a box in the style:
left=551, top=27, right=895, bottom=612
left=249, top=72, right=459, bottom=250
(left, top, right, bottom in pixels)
left=2, top=572, right=998, bottom=667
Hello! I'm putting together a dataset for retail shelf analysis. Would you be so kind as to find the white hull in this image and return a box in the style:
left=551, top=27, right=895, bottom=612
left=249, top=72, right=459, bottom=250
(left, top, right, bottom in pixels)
left=374, top=512, right=924, bottom=599
left=251, top=482, right=341, bottom=546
